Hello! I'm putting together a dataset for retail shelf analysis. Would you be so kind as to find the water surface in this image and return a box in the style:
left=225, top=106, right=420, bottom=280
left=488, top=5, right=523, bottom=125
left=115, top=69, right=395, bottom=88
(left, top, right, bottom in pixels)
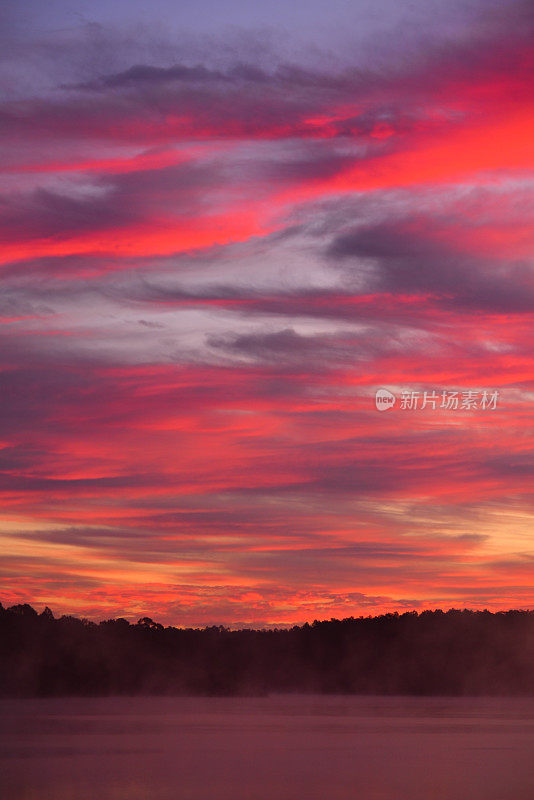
left=1, top=695, right=534, bottom=799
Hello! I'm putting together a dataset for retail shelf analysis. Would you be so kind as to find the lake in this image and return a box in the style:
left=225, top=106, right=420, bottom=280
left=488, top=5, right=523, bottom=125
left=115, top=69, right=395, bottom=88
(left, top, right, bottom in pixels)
left=1, top=696, right=534, bottom=799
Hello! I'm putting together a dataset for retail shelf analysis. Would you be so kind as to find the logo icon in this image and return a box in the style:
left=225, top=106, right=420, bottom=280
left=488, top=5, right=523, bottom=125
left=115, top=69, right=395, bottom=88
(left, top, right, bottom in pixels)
left=375, top=388, right=396, bottom=411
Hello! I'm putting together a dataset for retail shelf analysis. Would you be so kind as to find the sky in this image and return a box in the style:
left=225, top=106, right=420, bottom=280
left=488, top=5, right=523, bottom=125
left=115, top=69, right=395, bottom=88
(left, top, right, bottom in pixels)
left=0, top=0, right=533, bottom=627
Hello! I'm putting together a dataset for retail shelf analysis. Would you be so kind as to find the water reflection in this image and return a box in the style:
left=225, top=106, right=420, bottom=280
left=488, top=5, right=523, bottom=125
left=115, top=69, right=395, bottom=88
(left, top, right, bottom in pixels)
left=2, top=696, right=534, bottom=800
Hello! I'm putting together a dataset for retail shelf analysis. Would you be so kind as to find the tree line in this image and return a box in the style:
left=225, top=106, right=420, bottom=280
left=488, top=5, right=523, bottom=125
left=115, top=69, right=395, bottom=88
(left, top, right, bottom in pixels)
left=1, top=603, right=534, bottom=696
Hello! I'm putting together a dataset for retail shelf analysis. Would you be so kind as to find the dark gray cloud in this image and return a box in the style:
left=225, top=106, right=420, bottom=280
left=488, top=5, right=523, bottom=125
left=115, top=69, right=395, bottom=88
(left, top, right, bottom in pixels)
left=78, top=63, right=229, bottom=89
left=0, top=187, right=137, bottom=240
left=0, top=159, right=227, bottom=248
left=328, top=221, right=534, bottom=312
left=485, top=453, right=534, bottom=478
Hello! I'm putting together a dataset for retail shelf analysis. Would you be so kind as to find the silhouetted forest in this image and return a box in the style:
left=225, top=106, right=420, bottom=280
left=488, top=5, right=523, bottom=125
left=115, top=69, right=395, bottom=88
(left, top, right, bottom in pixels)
left=2, top=603, right=534, bottom=696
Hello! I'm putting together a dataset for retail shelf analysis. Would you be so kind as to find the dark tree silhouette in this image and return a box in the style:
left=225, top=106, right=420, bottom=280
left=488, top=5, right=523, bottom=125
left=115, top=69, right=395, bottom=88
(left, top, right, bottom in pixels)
left=1, top=604, right=533, bottom=697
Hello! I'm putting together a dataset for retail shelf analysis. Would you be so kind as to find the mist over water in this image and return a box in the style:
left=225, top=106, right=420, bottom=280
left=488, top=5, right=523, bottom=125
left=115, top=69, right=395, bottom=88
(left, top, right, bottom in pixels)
left=2, top=696, right=534, bottom=800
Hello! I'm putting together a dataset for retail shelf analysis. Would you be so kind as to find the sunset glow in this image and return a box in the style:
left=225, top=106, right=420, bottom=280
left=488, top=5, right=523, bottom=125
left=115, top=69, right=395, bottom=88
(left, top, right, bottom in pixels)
left=0, top=0, right=533, bottom=626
